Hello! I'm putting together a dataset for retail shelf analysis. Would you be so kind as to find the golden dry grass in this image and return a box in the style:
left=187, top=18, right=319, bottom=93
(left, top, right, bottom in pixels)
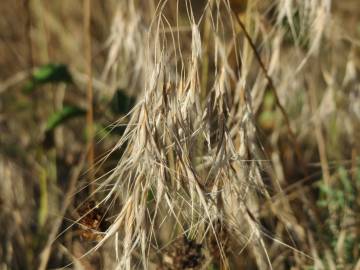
left=1, top=1, right=360, bottom=269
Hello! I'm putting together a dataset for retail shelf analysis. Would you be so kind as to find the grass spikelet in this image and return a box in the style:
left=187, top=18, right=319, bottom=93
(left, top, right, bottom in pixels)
left=93, top=1, right=285, bottom=269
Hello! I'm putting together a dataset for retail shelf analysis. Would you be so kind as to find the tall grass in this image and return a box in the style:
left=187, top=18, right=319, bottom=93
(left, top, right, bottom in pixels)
left=1, top=0, right=359, bottom=269
left=90, top=0, right=357, bottom=269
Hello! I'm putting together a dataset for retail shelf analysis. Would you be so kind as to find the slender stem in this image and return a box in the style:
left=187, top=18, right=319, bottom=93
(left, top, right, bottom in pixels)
left=38, top=152, right=86, bottom=270
left=24, top=0, right=33, bottom=70
left=84, top=0, right=95, bottom=191
left=232, top=11, right=307, bottom=175
left=351, top=147, right=357, bottom=182
left=307, top=84, right=331, bottom=186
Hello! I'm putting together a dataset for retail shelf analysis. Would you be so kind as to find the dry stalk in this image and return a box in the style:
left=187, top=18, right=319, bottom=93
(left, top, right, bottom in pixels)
left=82, top=0, right=339, bottom=269
left=84, top=0, right=95, bottom=192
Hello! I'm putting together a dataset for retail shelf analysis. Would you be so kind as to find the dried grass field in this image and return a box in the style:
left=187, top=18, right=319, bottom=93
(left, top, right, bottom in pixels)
left=0, top=0, right=360, bottom=269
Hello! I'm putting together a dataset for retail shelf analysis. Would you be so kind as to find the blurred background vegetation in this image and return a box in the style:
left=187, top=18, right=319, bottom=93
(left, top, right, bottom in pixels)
left=0, top=0, right=359, bottom=269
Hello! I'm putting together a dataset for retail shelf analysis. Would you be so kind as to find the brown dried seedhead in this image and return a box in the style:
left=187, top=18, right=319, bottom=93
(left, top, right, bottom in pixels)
left=77, top=200, right=110, bottom=241
left=160, top=236, right=205, bottom=270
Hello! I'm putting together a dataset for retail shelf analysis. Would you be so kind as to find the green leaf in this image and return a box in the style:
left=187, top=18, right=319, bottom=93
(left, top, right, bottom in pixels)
left=110, top=89, right=136, bottom=115
left=338, top=166, right=352, bottom=194
left=263, top=92, right=275, bottom=109
left=24, top=64, right=73, bottom=93
left=208, top=264, right=219, bottom=270
left=147, top=189, right=155, bottom=203
left=45, top=106, right=86, bottom=132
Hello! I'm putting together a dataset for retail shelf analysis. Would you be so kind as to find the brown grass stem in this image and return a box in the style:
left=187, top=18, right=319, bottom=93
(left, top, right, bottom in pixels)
left=23, top=0, right=33, bottom=70
left=38, top=152, right=86, bottom=270
left=84, top=0, right=95, bottom=192
left=231, top=10, right=308, bottom=175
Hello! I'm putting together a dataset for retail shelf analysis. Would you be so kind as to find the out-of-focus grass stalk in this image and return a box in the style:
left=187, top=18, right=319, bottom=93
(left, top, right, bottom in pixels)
left=24, top=0, right=34, bottom=70
left=307, top=84, right=330, bottom=187
left=84, top=0, right=95, bottom=192
left=200, top=9, right=211, bottom=103
left=232, top=11, right=308, bottom=175
left=38, top=167, right=48, bottom=228
left=196, top=6, right=211, bottom=182
left=351, top=148, right=357, bottom=182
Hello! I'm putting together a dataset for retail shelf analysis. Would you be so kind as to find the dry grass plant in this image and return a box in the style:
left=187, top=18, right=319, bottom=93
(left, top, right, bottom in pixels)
left=1, top=0, right=360, bottom=269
